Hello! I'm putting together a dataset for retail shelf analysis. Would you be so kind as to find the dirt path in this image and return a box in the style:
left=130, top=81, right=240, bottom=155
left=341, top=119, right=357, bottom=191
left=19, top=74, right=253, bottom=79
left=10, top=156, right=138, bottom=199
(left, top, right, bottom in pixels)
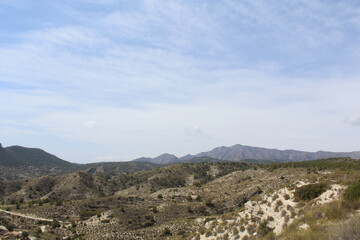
left=0, top=208, right=54, bottom=222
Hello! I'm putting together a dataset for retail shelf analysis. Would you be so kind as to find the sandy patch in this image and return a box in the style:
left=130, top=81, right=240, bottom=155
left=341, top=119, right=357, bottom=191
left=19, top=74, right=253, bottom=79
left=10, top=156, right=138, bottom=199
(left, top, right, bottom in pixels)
left=315, top=184, right=344, bottom=205
left=197, top=182, right=345, bottom=240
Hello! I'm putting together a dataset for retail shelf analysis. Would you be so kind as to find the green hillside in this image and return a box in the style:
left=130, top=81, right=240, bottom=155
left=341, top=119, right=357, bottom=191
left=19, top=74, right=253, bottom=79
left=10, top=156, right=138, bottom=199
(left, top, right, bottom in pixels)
left=0, top=144, right=76, bottom=170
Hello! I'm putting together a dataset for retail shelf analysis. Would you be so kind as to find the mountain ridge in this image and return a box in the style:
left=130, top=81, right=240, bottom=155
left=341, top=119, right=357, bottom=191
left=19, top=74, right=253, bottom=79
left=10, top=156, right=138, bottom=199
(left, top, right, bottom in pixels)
left=134, top=144, right=360, bottom=164
left=1, top=142, right=360, bottom=180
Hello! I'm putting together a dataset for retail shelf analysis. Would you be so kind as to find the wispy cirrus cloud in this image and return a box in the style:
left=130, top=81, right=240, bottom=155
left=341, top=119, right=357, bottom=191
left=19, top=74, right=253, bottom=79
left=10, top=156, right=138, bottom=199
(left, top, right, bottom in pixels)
left=1, top=0, right=360, bottom=162
left=22, top=26, right=105, bottom=47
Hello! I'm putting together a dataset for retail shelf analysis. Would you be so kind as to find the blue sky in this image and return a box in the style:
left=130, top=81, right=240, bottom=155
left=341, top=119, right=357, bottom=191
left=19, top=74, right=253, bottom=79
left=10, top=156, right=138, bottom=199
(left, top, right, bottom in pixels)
left=1, top=0, right=360, bottom=163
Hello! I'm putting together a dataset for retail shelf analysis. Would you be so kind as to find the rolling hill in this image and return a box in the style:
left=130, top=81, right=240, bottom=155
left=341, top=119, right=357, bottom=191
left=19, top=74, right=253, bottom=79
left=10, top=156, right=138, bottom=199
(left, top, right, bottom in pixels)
left=1, top=158, right=360, bottom=240
left=0, top=143, right=161, bottom=180
left=0, top=143, right=80, bottom=180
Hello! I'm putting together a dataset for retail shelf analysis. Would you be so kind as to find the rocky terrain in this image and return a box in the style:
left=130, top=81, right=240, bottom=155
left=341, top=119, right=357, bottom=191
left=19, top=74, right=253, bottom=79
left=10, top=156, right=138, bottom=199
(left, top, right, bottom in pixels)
left=1, top=157, right=360, bottom=239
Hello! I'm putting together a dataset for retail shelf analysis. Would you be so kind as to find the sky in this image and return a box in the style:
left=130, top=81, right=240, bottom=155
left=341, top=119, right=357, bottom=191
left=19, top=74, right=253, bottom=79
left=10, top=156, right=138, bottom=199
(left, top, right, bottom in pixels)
left=1, top=0, right=360, bottom=163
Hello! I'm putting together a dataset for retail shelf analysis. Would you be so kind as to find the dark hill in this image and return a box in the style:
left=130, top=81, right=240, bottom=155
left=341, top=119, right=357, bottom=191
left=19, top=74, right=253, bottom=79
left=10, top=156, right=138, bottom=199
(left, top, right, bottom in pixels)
left=0, top=143, right=163, bottom=180
left=0, top=145, right=75, bottom=169
left=0, top=143, right=79, bottom=180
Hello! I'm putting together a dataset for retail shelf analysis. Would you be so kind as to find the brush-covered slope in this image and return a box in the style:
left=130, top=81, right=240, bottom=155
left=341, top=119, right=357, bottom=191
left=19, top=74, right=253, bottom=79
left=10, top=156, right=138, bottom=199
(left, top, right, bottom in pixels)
left=1, top=158, right=360, bottom=240
left=0, top=161, right=250, bottom=203
left=82, top=161, right=160, bottom=175
left=0, top=143, right=79, bottom=180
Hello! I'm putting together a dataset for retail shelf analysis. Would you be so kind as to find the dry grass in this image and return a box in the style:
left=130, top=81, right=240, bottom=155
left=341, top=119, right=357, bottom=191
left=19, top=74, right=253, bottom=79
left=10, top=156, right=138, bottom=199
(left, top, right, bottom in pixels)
left=332, top=215, right=360, bottom=240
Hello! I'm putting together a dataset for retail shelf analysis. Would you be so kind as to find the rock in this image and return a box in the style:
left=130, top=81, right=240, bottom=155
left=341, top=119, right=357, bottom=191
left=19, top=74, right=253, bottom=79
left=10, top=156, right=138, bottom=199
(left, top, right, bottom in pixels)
left=299, top=223, right=310, bottom=230
left=315, top=212, right=323, bottom=219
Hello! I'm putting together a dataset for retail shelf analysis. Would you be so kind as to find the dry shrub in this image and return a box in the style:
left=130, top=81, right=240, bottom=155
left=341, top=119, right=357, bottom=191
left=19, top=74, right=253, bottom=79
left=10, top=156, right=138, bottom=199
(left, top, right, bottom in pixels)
left=333, top=216, right=360, bottom=240
left=290, top=209, right=296, bottom=218
left=322, top=200, right=346, bottom=220
left=284, top=194, right=290, bottom=200
left=272, top=194, right=279, bottom=201
left=275, top=200, right=283, bottom=212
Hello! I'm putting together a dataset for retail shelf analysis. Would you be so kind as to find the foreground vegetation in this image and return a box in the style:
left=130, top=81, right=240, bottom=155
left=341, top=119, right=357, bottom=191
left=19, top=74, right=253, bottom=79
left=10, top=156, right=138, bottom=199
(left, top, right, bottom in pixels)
left=1, top=158, right=360, bottom=239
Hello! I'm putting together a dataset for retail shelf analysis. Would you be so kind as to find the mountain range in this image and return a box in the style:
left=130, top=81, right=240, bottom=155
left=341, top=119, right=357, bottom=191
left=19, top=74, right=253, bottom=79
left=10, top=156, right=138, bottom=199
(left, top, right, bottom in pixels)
left=133, top=144, right=360, bottom=164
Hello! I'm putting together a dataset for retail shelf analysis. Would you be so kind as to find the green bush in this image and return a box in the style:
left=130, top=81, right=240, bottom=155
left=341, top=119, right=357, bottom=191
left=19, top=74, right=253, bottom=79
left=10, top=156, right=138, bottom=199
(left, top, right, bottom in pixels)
left=144, top=215, right=156, bottom=227
left=162, top=227, right=171, bottom=236
left=152, top=206, right=158, bottom=213
left=294, top=183, right=328, bottom=201
left=51, top=219, right=61, bottom=229
left=3, top=221, right=15, bottom=231
left=177, top=230, right=185, bottom=235
left=79, top=211, right=100, bottom=220
left=55, top=199, right=62, bottom=206
left=205, top=199, right=214, bottom=207
left=257, top=220, right=272, bottom=237
left=344, top=181, right=360, bottom=201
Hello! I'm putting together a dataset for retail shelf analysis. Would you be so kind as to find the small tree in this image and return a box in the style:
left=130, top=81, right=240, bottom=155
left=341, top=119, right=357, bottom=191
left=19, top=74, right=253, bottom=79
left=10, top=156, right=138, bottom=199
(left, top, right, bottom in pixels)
left=55, top=200, right=63, bottom=206
left=163, top=227, right=171, bottom=236
left=51, top=219, right=61, bottom=229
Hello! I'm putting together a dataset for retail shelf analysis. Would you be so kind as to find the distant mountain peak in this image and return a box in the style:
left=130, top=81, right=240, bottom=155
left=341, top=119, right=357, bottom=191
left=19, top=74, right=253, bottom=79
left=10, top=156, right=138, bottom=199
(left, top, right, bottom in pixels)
left=132, top=153, right=179, bottom=164
left=152, top=153, right=178, bottom=164
left=135, top=144, right=360, bottom=165
left=156, top=153, right=177, bottom=158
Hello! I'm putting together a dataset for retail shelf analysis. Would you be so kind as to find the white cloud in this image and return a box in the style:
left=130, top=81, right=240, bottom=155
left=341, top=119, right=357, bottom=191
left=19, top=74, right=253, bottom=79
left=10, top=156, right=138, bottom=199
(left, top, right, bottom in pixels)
left=185, top=126, right=205, bottom=137
left=347, top=110, right=360, bottom=127
left=82, top=120, right=97, bottom=130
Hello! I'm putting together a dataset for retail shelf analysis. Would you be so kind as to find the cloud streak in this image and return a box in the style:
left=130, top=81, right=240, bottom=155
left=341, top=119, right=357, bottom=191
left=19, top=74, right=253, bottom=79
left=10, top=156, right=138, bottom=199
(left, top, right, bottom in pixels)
left=0, top=0, right=360, bottom=162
